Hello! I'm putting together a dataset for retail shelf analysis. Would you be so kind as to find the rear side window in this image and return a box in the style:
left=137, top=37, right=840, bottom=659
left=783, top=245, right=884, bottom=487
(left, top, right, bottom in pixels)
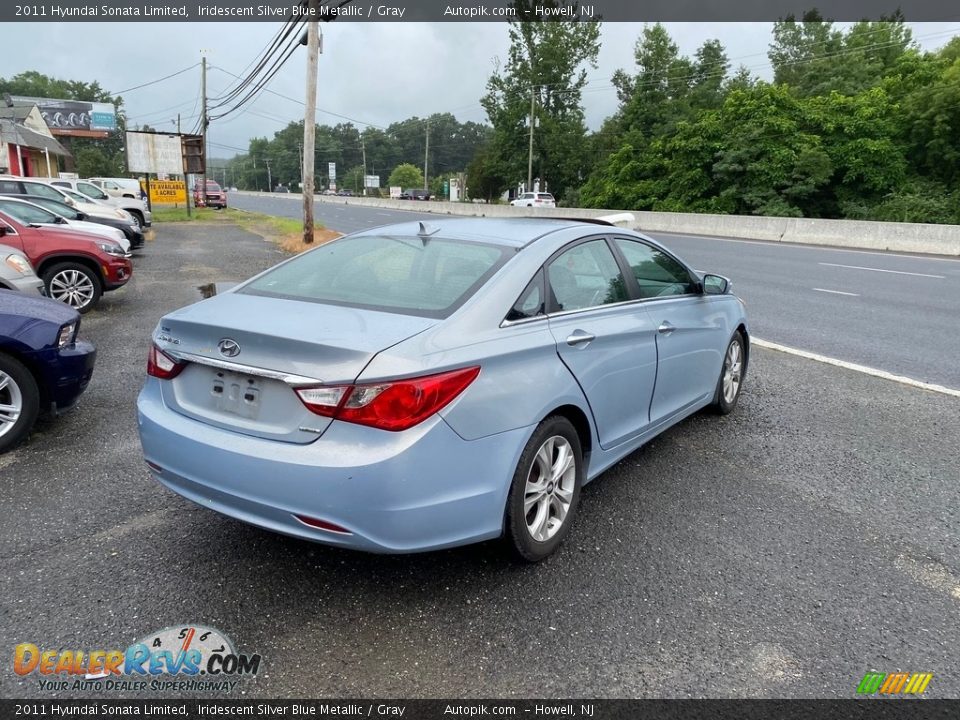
left=241, top=235, right=510, bottom=319
left=0, top=181, right=21, bottom=194
left=505, top=269, right=545, bottom=323
left=78, top=182, right=108, bottom=199
left=23, top=183, right=64, bottom=200
left=547, top=239, right=628, bottom=312
left=0, top=200, right=55, bottom=224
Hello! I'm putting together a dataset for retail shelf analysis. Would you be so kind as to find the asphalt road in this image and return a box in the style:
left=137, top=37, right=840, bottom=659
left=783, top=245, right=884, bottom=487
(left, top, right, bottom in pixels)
left=1, top=220, right=958, bottom=701
left=229, top=193, right=960, bottom=389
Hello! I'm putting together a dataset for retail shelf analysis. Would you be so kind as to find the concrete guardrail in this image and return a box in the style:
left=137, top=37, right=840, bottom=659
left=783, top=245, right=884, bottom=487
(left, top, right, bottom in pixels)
left=236, top=192, right=960, bottom=256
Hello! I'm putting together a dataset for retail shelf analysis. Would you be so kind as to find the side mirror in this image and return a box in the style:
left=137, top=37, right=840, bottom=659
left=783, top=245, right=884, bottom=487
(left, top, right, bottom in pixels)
left=702, top=274, right=729, bottom=295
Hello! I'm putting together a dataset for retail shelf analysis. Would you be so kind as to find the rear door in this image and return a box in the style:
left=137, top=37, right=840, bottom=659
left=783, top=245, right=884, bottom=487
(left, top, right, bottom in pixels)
left=545, top=237, right=658, bottom=450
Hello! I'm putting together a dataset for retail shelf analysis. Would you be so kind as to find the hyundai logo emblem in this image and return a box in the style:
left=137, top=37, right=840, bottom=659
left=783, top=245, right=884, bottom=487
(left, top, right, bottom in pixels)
left=218, top=339, right=241, bottom=358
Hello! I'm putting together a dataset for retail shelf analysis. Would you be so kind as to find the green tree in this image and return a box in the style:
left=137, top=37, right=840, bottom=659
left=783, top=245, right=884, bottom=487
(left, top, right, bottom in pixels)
left=769, top=11, right=913, bottom=97
left=480, top=1, right=601, bottom=198
left=388, top=163, right=424, bottom=189
left=467, top=142, right=509, bottom=202
left=343, top=165, right=366, bottom=194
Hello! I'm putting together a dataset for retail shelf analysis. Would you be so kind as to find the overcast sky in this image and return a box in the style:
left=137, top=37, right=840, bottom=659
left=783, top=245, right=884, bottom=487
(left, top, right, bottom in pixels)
left=6, top=21, right=959, bottom=158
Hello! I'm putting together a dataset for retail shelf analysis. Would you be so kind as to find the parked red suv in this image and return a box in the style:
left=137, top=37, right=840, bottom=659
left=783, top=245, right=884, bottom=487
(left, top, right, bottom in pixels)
left=194, top=180, right=227, bottom=209
left=0, top=210, right=132, bottom=313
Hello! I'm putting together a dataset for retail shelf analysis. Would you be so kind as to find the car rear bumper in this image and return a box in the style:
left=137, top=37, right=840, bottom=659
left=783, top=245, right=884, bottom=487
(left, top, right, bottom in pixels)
left=137, top=379, right=526, bottom=553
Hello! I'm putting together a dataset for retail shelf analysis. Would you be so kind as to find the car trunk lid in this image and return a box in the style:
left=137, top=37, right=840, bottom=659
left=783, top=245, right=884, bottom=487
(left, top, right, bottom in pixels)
left=156, top=293, right=437, bottom=443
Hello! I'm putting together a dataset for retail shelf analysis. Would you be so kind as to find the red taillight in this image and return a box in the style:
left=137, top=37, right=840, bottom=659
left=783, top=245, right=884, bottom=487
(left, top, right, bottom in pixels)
left=147, top=343, right=185, bottom=380
left=295, top=366, right=480, bottom=432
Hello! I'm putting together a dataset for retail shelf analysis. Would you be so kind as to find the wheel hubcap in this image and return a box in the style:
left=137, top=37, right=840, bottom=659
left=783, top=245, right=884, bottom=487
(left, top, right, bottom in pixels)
left=49, top=270, right=95, bottom=309
left=0, top=371, right=23, bottom=439
left=722, top=340, right=742, bottom=404
left=524, top=435, right=576, bottom=542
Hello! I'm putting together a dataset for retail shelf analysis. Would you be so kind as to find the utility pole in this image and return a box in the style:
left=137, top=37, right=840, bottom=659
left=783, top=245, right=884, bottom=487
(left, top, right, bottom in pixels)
left=177, top=112, right=190, bottom=217
left=423, top=118, right=429, bottom=190
left=527, top=83, right=535, bottom=193
left=361, top=133, right=367, bottom=197
left=200, top=53, right=209, bottom=208
left=302, top=0, right=320, bottom=244
left=265, top=158, right=272, bottom=192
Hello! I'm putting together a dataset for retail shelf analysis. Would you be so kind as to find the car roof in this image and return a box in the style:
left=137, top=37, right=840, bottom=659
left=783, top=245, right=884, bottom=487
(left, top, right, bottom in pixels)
left=353, top=217, right=615, bottom=249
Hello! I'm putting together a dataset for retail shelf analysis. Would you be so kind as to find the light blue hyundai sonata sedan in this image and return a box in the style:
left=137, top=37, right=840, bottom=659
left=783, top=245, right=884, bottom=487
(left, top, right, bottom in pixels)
left=137, top=217, right=748, bottom=561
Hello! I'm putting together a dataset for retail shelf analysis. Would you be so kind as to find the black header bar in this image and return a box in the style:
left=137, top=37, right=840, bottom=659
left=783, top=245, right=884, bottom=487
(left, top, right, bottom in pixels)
left=4, top=0, right=959, bottom=23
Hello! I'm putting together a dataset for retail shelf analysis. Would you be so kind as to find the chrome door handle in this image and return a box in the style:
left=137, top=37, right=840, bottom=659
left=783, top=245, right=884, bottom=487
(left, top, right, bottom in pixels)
left=658, top=322, right=675, bottom=335
left=566, top=330, right=596, bottom=347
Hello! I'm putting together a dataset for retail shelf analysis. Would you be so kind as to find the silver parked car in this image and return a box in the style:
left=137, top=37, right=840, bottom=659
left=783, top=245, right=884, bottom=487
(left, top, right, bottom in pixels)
left=0, top=244, right=43, bottom=294
left=138, top=218, right=748, bottom=561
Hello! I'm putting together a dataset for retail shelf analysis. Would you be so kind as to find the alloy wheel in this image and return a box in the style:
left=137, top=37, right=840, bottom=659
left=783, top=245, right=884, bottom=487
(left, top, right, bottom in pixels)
left=0, top=370, right=23, bottom=440
left=722, top=339, right=743, bottom=405
left=524, top=435, right=577, bottom=542
left=49, top=269, right=96, bottom=310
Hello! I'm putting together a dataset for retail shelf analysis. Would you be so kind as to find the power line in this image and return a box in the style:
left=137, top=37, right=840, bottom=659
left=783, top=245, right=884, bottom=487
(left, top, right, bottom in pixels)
left=209, top=65, right=388, bottom=130
left=111, top=63, right=200, bottom=95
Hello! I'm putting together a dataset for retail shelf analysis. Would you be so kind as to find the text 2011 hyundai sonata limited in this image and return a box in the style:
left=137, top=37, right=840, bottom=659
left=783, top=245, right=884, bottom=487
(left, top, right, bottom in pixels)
left=137, top=218, right=748, bottom=561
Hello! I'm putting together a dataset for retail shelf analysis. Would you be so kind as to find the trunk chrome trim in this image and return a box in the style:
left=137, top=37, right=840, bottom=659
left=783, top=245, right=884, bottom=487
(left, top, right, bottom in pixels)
left=167, top=350, right=322, bottom=387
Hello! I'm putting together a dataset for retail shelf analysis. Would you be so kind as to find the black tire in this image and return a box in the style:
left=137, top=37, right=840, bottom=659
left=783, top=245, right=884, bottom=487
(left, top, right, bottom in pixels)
left=0, top=353, right=40, bottom=454
left=712, top=331, right=746, bottom=415
left=42, top=262, right=102, bottom=313
left=504, top=415, right=584, bottom=562
left=128, top=210, right=144, bottom=227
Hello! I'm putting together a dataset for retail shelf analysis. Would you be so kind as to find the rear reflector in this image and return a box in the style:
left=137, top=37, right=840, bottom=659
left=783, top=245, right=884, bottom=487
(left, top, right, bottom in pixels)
left=293, top=515, right=352, bottom=535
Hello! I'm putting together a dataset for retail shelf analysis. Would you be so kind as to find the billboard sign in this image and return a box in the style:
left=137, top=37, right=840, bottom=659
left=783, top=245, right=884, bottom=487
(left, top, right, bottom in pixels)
left=125, top=132, right=184, bottom=175
left=364, top=175, right=380, bottom=188
left=13, top=96, right=117, bottom=137
left=328, top=162, right=336, bottom=180
left=147, top=180, right=187, bottom=205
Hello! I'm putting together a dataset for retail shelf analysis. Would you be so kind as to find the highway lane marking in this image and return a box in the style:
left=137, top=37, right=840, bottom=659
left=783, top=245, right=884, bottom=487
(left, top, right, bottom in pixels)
left=819, top=262, right=946, bottom=278
left=813, top=288, right=859, bottom=296
left=753, top=338, right=960, bottom=398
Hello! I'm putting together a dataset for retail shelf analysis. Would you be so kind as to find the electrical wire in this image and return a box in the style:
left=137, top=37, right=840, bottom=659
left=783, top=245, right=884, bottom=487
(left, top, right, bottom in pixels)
left=111, top=63, right=200, bottom=95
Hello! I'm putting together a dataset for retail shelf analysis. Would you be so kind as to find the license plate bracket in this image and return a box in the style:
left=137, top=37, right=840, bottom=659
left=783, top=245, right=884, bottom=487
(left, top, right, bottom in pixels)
left=211, top=371, right=262, bottom=419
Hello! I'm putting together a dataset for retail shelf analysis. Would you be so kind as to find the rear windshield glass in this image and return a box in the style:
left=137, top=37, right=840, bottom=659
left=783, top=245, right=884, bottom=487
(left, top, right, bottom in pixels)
left=240, top=234, right=510, bottom=318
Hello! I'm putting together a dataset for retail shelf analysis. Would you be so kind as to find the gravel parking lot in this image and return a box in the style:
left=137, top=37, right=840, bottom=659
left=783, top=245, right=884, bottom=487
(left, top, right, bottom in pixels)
left=2, top=221, right=958, bottom=700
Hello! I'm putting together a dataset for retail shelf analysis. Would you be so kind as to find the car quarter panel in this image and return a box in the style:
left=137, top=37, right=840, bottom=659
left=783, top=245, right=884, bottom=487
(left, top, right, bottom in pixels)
left=363, top=319, right=594, bottom=443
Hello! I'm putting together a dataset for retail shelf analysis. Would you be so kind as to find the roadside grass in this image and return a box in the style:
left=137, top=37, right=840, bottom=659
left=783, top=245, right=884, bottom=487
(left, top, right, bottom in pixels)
left=150, top=206, right=339, bottom=252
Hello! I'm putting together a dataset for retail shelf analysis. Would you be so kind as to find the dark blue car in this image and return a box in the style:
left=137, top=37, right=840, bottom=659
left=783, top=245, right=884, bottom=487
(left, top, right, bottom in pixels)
left=0, top=289, right=96, bottom=453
